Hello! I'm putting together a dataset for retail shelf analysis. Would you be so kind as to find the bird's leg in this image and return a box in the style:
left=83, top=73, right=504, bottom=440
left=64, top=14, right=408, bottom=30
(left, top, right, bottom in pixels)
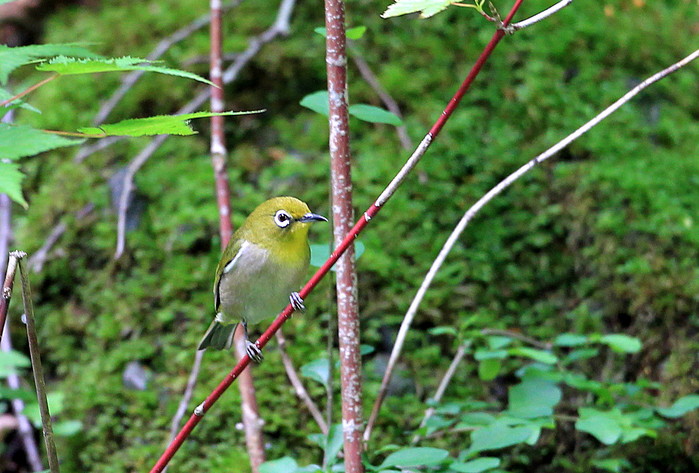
left=290, top=291, right=306, bottom=313
left=243, top=320, right=263, bottom=363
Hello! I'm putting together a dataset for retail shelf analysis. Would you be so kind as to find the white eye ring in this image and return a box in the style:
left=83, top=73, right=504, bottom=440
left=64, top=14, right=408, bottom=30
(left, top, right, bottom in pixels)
left=274, top=210, right=292, bottom=228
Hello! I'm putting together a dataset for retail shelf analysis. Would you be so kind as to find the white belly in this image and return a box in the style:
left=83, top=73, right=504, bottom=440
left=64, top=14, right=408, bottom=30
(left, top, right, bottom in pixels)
left=217, top=241, right=305, bottom=325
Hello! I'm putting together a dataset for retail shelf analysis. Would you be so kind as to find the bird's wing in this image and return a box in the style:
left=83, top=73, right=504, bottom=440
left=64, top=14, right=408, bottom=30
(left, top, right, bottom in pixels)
left=213, top=239, right=247, bottom=311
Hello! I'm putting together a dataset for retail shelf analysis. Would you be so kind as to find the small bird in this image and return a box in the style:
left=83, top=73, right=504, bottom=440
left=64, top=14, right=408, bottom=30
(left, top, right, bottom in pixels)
left=198, top=196, right=327, bottom=362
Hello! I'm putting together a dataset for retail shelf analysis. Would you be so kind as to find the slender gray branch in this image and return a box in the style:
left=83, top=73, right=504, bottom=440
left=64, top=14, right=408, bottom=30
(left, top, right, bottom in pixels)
left=509, top=0, right=574, bottom=32
left=363, top=48, right=699, bottom=443
left=167, top=350, right=204, bottom=443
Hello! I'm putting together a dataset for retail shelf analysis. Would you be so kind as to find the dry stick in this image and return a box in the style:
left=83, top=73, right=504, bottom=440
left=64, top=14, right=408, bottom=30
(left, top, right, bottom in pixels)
left=276, top=329, right=328, bottom=434
left=0, top=193, right=13, bottom=341
left=362, top=0, right=525, bottom=443
left=411, top=343, right=468, bottom=444
left=114, top=0, right=295, bottom=259
left=350, top=54, right=412, bottom=151
left=508, top=0, right=574, bottom=32
left=209, top=0, right=265, bottom=469
left=0, top=251, right=21, bottom=342
left=148, top=1, right=525, bottom=470
left=167, top=349, right=204, bottom=443
left=15, top=255, right=60, bottom=473
left=363, top=47, right=699, bottom=443
left=481, top=328, right=551, bottom=349
left=324, top=0, right=364, bottom=470
left=1, top=320, right=44, bottom=472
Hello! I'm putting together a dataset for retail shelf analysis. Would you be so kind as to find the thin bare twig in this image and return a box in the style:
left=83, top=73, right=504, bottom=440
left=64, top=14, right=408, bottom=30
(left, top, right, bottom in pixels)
left=0, top=73, right=59, bottom=108
left=167, top=350, right=204, bottom=443
left=363, top=48, right=699, bottom=442
left=350, top=54, right=412, bottom=151
left=276, top=329, right=328, bottom=434
left=412, top=343, right=468, bottom=444
left=114, top=0, right=295, bottom=259
left=1, top=320, right=44, bottom=472
left=481, top=328, right=551, bottom=349
left=16, top=254, right=60, bottom=473
left=0, top=251, right=21, bottom=342
left=509, top=0, right=574, bottom=32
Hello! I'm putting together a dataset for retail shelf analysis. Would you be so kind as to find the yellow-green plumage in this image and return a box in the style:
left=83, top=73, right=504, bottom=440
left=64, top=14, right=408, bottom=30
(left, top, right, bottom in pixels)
left=199, top=197, right=326, bottom=354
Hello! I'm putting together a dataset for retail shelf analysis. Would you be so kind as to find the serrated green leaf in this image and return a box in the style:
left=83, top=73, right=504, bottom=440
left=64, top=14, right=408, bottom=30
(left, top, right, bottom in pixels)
left=0, top=43, right=98, bottom=84
left=576, top=408, right=622, bottom=445
left=508, top=347, right=557, bottom=364
left=656, top=394, right=699, bottom=418
left=349, top=104, right=402, bottom=126
left=77, top=111, right=259, bottom=137
left=382, top=0, right=453, bottom=19
left=598, top=334, right=641, bottom=354
left=508, top=378, right=561, bottom=418
left=260, top=457, right=299, bottom=473
left=0, top=123, right=83, bottom=160
left=309, top=241, right=365, bottom=270
left=450, top=457, right=501, bottom=473
left=300, top=358, right=330, bottom=390
left=36, top=56, right=213, bottom=86
left=300, top=91, right=329, bottom=116
left=379, top=447, right=449, bottom=468
left=554, top=333, right=588, bottom=347
left=0, top=162, right=27, bottom=207
left=478, top=358, right=501, bottom=381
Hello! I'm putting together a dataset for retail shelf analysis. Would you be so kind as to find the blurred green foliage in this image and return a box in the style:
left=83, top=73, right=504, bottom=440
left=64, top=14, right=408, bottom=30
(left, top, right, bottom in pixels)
left=2, top=0, right=698, bottom=471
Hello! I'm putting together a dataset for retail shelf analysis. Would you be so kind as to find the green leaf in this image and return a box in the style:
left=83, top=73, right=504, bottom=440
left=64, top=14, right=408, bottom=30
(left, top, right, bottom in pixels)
left=77, top=111, right=259, bottom=137
left=349, top=104, right=403, bottom=126
left=474, top=349, right=507, bottom=361
left=553, top=333, right=588, bottom=347
left=576, top=408, right=622, bottom=445
left=314, top=26, right=367, bottom=40
left=507, top=347, right=557, bottom=365
left=478, top=359, right=501, bottom=381
left=0, top=88, right=41, bottom=113
left=0, top=386, right=35, bottom=402
left=591, top=458, right=632, bottom=473
left=598, top=334, right=641, bottom=354
left=309, top=241, right=365, bottom=270
left=450, top=457, right=501, bottom=473
left=24, top=391, right=66, bottom=427
left=300, top=358, right=330, bottom=390
left=53, top=420, right=82, bottom=436
left=486, top=336, right=513, bottom=350
left=325, top=424, right=344, bottom=463
left=468, top=422, right=533, bottom=454
left=0, top=350, right=31, bottom=377
left=455, top=412, right=496, bottom=429
left=0, top=43, right=98, bottom=84
left=656, top=394, right=699, bottom=418
left=508, top=378, right=561, bottom=418
left=382, top=0, right=453, bottom=19
left=428, top=326, right=458, bottom=337
left=260, top=457, right=299, bottom=473
left=0, top=162, right=27, bottom=207
left=36, top=56, right=213, bottom=86
left=563, top=348, right=599, bottom=364
left=0, top=124, right=83, bottom=160
left=378, top=447, right=449, bottom=468
left=300, top=91, right=329, bottom=116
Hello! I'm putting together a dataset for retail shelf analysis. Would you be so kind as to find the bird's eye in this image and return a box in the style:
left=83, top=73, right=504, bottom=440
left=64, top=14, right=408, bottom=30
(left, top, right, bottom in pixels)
left=274, top=210, right=292, bottom=228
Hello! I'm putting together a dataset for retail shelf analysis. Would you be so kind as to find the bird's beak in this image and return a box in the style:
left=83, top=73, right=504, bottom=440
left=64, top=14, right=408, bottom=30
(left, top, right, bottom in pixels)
left=298, top=212, right=328, bottom=223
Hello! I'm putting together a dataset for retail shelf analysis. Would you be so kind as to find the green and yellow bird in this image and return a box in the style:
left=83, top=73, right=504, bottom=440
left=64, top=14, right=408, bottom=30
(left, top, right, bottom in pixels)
left=198, top=196, right=327, bottom=361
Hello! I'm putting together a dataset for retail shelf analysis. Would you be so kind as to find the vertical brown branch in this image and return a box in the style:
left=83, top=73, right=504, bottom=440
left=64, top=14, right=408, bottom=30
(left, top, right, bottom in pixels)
left=209, top=0, right=265, bottom=470
left=0, top=250, right=20, bottom=342
left=324, top=1, right=363, bottom=472
left=16, top=255, right=60, bottom=473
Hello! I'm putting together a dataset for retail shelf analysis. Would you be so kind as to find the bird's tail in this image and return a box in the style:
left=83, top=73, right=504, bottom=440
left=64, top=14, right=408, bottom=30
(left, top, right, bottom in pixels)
left=198, top=321, right=237, bottom=351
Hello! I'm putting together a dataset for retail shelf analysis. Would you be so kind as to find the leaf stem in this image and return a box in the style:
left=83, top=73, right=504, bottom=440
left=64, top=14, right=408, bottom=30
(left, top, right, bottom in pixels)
left=0, top=73, right=59, bottom=108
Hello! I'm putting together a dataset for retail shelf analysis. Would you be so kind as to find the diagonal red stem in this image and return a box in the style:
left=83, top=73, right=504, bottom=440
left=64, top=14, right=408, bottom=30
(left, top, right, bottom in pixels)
left=149, top=1, right=524, bottom=471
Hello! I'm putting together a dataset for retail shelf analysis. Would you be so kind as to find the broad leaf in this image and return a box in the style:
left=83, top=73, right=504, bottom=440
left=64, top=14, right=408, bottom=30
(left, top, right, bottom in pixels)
left=477, top=359, right=500, bottom=381
left=656, top=394, right=699, bottom=418
left=0, top=162, right=27, bottom=207
left=508, top=347, right=557, bottom=365
left=36, top=56, right=213, bottom=86
left=259, top=457, right=299, bottom=473
left=382, top=0, right=453, bottom=19
left=554, top=333, right=588, bottom=346
left=0, top=349, right=31, bottom=376
left=0, top=43, right=98, bottom=84
left=467, top=422, right=533, bottom=454
left=576, top=408, right=622, bottom=445
left=300, top=358, right=330, bottom=390
left=0, top=123, right=82, bottom=160
left=378, top=447, right=449, bottom=468
left=77, top=111, right=259, bottom=137
left=450, top=457, right=500, bottom=473
left=598, top=334, right=641, bottom=354
left=300, top=91, right=329, bottom=116
left=508, top=378, right=561, bottom=418
left=349, top=104, right=402, bottom=126
left=314, top=26, right=367, bottom=40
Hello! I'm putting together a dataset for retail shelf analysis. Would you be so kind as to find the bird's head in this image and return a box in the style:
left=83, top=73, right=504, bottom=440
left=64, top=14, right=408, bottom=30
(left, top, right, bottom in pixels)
left=241, top=196, right=327, bottom=250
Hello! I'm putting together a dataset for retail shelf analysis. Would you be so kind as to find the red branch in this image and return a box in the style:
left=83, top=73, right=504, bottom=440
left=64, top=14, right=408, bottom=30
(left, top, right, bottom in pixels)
left=324, top=0, right=364, bottom=470
left=149, top=1, right=524, bottom=470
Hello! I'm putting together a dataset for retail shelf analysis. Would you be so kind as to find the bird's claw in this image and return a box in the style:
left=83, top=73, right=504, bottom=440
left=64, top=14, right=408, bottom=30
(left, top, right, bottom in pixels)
left=246, top=340, right=264, bottom=363
left=290, top=291, right=306, bottom=312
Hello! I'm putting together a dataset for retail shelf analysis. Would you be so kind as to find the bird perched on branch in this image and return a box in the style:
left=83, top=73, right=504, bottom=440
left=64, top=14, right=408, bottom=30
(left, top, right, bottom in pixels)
left=198, top=196, right=327, bottom=362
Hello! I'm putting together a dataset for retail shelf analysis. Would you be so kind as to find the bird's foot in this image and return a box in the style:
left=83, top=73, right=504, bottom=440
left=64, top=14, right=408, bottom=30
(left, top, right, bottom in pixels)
left=290, top=291, right=306, bottom=313
left=245, top=340, right=264, bottom=363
